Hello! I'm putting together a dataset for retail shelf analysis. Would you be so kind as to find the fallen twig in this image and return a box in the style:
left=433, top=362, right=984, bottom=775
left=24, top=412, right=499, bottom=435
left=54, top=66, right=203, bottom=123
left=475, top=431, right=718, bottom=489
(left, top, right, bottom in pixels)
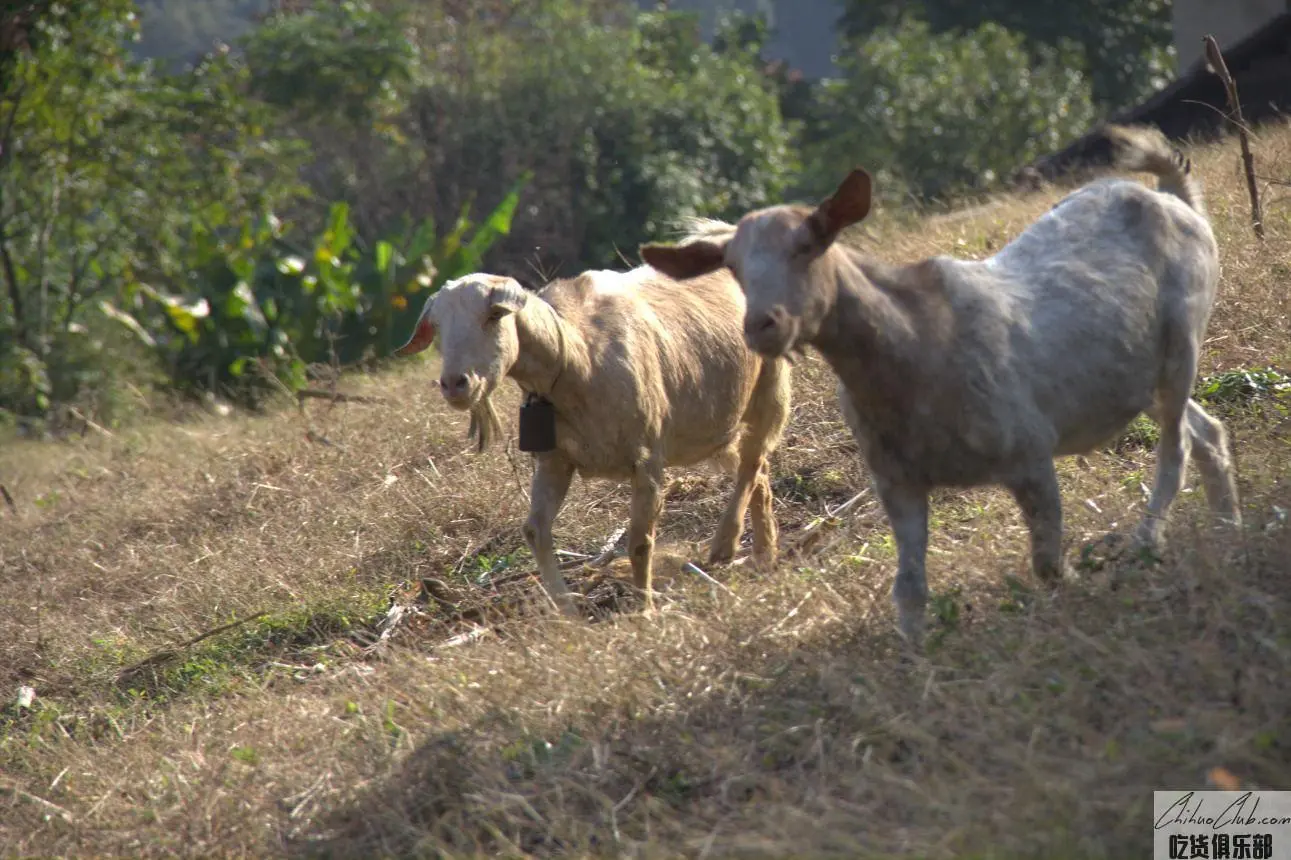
left=436, top=625, right=491, bottom=649
left=68, top=407, right=114, bottom=438
left=305, top=429, right=347, bottom=450
left=0, top=483, right=15, bottom=514
left=788, top=490, right=872, bottom=557
left=364, top=602, right=428, bottom=655
left=559, top=523, right=627, bottom=570
left=115, top=610, right=270, bottom=680
left=296, top=388, right=390, bottom=406
left=1204, top=34, right=1264, bottom=239
left=681, top=562, right=738, bottom=598
left=0, top=778, right=75, bottom=823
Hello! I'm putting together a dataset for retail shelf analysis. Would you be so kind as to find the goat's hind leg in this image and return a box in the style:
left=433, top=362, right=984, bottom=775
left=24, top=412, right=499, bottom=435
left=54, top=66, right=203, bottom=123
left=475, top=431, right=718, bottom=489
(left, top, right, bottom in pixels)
left=629, top=460, right=665, bottom=612
left=715, top=356, right=789, bottom=567
left=1138, top=393, right=1193, bottom=553
left=1184, top=399, right=1241, bottom=528
left=748, top=459, right=778, bottom=565
left=708, top=446, right=760, bottom=567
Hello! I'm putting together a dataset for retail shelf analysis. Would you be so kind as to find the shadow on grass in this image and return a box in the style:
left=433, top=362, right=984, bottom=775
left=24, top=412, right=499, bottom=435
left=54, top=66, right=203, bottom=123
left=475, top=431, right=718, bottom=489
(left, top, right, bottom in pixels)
left=280, top=507, right=1291, bottom=859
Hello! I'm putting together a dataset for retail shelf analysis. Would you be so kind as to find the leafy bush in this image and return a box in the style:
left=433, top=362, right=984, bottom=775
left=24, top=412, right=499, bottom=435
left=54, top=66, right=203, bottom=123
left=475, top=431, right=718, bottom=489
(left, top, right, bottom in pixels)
left=837, top=0, right=1174, bottom=113
left=274, top=0, right=798, bottom=274
left=0, top=0, right=306, bottom=425
left=108, top=180, right=526, bottom=406
left=800, top=16, right=1097, bottom=202
left=0, top=0, right=523, bottom=421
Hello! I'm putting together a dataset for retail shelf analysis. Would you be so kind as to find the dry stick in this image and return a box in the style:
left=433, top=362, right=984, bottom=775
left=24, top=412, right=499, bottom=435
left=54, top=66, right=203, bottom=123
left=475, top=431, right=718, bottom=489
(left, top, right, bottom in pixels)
left=295, top=388, right=389, bottom=405
left=67, top=407, right=114, bottom=438
left=1204, top=34, right=1264, bottom=239
left=115, top=610, right=271, bottom=679
left=558, top=523, right=628, bottom=571
left=0, top=778, right=75, bottom=823
left=0, top=483, right=15, bottom=514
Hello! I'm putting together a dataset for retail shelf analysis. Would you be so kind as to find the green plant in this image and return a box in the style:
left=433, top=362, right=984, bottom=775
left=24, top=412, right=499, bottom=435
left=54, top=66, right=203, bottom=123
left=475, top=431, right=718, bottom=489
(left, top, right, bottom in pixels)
left=800, top=16, right=1096, bottom=202
left=1196, top=367, right=1291, bottom=410
left=838, top=0, right=1173, bottom=112
left=113, top=176, right=526, bottom=405
left=0, top=1, right=305, bottom=423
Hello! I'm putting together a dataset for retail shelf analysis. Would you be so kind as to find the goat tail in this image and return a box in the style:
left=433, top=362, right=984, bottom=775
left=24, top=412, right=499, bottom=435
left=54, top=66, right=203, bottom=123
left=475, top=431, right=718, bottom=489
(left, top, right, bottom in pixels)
left=1105, top=124, right=1206, bottom=216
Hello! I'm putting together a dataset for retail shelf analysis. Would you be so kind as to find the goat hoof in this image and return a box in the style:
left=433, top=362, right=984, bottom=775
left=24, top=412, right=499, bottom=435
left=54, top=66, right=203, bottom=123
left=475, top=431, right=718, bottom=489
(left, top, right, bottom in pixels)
left=1035, top=559, right=1079, bottom=585
left=549, top=594, right=581, bottom=619
left=706, top=545, right=737, bottom=567
left=896, top=614, right=925, bottom=651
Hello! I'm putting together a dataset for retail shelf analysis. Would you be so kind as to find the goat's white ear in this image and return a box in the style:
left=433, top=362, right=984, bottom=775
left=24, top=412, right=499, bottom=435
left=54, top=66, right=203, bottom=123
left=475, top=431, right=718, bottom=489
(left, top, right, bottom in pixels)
left=395, top=293, right=437, bottom=357
left=640, top=240, right=727, bottom=281
left=807, top=168, right=872, bottom=244
left=488, top=280, right=528, bottom=316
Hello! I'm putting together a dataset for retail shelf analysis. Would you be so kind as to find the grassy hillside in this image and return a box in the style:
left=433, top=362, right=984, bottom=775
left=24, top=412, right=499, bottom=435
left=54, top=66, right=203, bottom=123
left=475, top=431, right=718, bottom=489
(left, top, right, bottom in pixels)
left=2, top=126, right=1291, bottom=858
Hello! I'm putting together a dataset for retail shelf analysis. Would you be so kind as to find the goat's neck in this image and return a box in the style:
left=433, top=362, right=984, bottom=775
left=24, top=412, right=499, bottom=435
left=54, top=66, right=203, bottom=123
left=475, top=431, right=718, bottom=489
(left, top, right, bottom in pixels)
left=509, top=298, right=589, bottom=403
left=811, top=252, right=920, bottom=384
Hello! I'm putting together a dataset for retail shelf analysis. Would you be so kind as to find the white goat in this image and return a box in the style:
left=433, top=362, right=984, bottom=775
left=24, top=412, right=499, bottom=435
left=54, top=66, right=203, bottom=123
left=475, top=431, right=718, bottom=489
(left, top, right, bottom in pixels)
left=395, top=267, right=791, bottom=614
left=640, top=125, right=1241, bottom=643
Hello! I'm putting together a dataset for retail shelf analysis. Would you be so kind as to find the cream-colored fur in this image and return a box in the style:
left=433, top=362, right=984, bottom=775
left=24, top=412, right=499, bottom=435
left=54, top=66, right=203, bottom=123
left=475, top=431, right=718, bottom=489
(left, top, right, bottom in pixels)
left=397, top=266, right=791, bottom=614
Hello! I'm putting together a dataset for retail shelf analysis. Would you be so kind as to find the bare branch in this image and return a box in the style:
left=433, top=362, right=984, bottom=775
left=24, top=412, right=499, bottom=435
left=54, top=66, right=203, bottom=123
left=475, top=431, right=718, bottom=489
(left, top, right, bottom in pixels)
left=1203, top=35, right=1264, bottom=239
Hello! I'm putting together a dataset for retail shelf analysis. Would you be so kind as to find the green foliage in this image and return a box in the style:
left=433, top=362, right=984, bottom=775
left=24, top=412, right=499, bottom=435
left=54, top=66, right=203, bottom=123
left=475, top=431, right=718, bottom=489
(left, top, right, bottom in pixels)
left=0, top=1, right=297, bottom=423
left=243, top=0, right=414, bottom=125
left=801, top=17, right=1097, bottom=201
left=1196, top=367, right=1291, bottom=408
left=0, top=0, right=523, bottom=420
left=838, top=0, right=1174, bottom=112
left=374, top=0, right=795, bottom=270
left=112, top=179, right=525, bottom=405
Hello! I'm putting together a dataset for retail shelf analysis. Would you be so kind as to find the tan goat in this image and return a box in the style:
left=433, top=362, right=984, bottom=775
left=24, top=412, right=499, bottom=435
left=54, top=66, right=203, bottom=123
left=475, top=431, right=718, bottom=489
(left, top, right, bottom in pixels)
left=395, top=267, right=791, bottom=614
left=641, top=125, right=1241, bottom=644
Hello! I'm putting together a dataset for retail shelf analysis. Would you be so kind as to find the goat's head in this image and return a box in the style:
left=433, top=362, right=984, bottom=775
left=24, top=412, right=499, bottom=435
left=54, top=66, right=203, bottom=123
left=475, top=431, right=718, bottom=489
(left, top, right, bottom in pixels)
left=641, top=168, right=872, bottom=357
left=394, top=273, right=529, bottom=451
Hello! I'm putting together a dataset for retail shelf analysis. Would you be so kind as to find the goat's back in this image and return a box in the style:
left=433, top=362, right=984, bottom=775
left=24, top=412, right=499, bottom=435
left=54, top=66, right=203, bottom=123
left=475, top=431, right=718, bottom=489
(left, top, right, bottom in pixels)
left=837, top=176, right=1220, bottom=485
left=539, top=267, right=765, bottom=470
left=960, top=179, right=1216, bottom=453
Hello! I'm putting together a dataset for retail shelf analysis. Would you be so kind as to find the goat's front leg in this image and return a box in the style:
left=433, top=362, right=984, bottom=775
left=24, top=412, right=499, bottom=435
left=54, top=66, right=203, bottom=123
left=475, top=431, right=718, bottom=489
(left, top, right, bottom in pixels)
left=1007, top=458, right=1068, bottom=583
left=708, top=453, right=762, bottom=566
left=628, top=460, right=665, bottom=611
left=875, top=479, right=930, bottom=645
left=522, top=454, right=578, bottom=617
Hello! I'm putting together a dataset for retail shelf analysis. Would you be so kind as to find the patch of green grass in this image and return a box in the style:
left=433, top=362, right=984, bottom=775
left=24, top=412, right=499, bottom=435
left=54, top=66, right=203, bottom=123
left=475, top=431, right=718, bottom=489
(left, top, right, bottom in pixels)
left=1196, top=366, right=1290, bottom=410
left=1115, top=413, right=1159, bottom=451
left=2, top=588, right=395, bottom=747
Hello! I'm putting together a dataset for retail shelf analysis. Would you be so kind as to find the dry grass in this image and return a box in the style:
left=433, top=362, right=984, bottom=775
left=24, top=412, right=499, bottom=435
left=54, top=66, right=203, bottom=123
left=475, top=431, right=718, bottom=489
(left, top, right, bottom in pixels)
left=4, top=125, right=1291, bottom=859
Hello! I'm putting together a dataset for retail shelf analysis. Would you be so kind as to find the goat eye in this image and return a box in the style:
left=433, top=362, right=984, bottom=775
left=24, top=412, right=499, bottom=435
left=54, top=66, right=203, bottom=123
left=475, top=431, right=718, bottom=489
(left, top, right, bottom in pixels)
left=485, top=308, right=505, bottom=325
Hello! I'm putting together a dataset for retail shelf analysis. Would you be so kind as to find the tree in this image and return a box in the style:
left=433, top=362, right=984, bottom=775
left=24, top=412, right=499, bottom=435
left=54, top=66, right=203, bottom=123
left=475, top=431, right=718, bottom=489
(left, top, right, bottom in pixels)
left=801, top=17, right=1096, bottom=201
left=0, top=0, right=304, bottom=419
left=838, top=0, right=1174, bottom=112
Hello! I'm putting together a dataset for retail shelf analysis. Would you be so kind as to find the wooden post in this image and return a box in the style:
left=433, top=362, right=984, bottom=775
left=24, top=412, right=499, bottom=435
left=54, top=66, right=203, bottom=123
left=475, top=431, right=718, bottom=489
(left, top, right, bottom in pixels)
left=1203, top=34, right=1264, bottom=239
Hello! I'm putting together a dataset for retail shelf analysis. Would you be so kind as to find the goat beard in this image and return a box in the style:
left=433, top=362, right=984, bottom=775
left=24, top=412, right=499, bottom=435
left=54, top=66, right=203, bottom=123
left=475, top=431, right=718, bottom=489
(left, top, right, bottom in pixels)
left=466, top=392, right=503, bottom=454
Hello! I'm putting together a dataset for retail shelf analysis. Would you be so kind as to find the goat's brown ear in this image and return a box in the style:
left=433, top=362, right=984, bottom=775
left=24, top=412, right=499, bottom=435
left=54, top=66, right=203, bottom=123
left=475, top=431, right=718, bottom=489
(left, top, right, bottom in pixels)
left=640, top=240, right=727, bottom=281
left=395, top=316, right=435, bottom=356
left=395, top=293, right=437, bottom=356
left=807, top=168, right=872, bottom=244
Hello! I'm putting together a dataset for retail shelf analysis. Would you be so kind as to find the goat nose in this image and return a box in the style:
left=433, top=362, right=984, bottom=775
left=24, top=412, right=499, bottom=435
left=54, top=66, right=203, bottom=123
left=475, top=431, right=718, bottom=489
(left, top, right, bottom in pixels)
left=746, top=307, right=784, bottom=337
left=439, top=374, right=468, bottom=394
